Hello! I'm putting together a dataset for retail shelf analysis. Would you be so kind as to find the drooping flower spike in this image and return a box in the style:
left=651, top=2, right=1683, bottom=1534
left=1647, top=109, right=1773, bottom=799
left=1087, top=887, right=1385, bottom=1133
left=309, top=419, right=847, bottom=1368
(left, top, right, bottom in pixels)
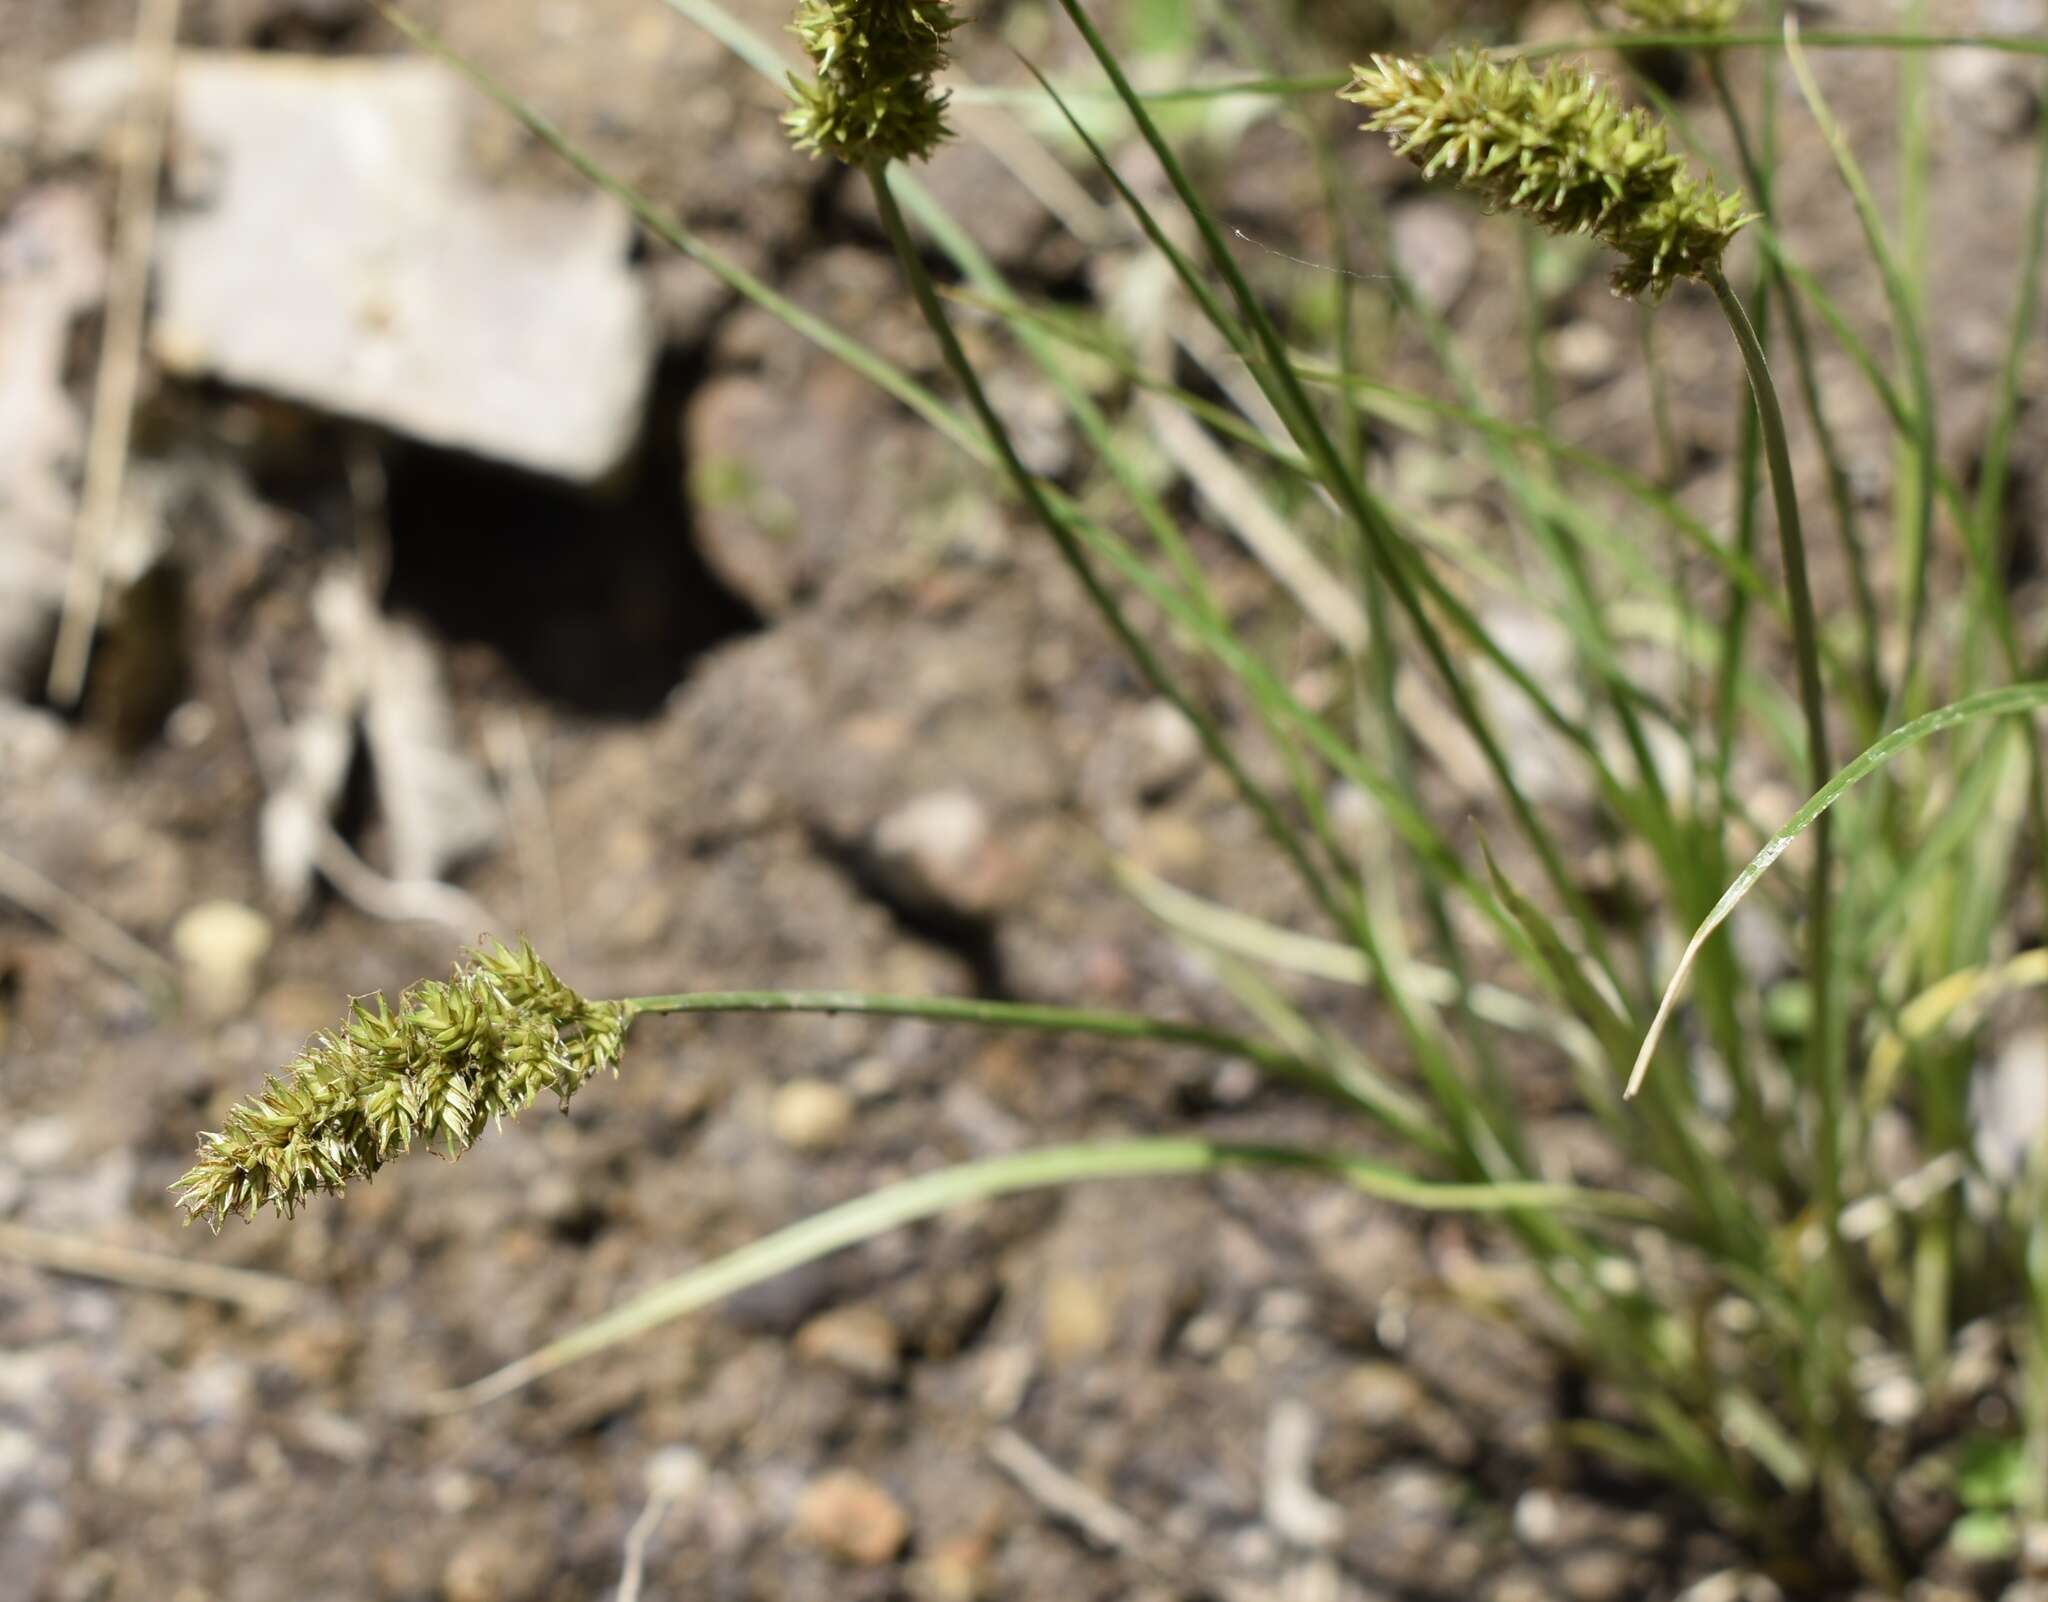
left=176, top=940, right=630, bottom=1227
left=1343, top=51, right=1753, bottom=299
left=785, top=0, right=959, bottom=165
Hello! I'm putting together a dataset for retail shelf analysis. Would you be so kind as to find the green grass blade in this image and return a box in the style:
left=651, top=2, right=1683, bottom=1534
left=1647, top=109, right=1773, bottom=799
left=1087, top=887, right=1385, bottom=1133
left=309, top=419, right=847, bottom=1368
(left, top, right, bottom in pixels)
left=1782, top=19, right=1939, bottom=716
left=1629, top=685, right=2048, bottom=1097
left=428, top=1138, right=1658, bottom=1407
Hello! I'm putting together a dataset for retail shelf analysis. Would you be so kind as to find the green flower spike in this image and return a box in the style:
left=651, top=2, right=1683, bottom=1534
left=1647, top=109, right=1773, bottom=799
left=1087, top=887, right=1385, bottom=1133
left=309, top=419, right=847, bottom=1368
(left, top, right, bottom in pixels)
left=785, top=0, right=959, bottom=166
left=1343, top=51, right=1753, bottom=299
left=176, top=941, right=629, bottom=1228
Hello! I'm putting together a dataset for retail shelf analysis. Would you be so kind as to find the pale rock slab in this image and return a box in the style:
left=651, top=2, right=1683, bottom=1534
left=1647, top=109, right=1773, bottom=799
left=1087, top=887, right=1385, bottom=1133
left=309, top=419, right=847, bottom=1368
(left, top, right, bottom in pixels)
left=56, top=48, right=655, bottom=480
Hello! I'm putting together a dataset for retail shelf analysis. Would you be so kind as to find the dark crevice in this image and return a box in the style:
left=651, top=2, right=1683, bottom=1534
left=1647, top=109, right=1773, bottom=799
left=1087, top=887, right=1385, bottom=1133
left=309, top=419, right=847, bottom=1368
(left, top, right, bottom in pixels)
left=381, top=347, right=762, bottom=717
left=807, top=826, right=1009, bottom=998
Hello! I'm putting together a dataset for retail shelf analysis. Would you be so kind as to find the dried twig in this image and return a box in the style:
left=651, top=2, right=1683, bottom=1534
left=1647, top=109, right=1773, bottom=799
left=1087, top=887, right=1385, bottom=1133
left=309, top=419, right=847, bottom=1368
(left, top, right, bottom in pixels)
left=0, top=1220, right=301, bottom=1316
left=986, top=1426, right=1166, bottom=1560
left=614, top=1450, right=704, bottom=1602
left=0, top=844, right=176, bottom=996
left=46, top=0, right=185, bottom=706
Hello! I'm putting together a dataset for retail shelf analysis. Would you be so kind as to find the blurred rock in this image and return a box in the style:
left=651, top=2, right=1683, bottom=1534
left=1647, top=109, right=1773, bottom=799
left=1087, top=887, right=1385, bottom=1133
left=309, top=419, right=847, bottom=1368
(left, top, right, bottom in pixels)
left=1938, top=47, right=2040, bottom=139
left=0, top=1426, right=38, bottom=1493
left=770, top=1078, right=855, bottom=1151
left=1546, top=320, right=1618, bottom=384
left=1974, top=1029, right=2048, bottom=1184
left=51, top=49, right=655, bottom=480
left=1389, top=199, right=1475, bottom=313
left=1556, top=1546, right=1638, bottom=1602
left=170, top=899, right=272, bottom=1020
left=1085, top=697, right=1202, bottom=811
left=913, top=1532, right=997, bottom=1602
left=1039, top=1272, right=1115, bottom=1363
left=440, top=1525, right=546, bottom=1602
left=794, top=1468, right=910, bottom=1566
left=795, top=1304, right=902, bottom=1385
left=868, top=789, right=1009, bottom=918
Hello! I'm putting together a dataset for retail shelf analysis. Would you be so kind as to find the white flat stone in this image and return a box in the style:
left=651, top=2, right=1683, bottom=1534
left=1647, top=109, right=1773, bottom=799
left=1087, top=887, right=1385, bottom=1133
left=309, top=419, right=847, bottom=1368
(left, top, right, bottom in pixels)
left=144, top=52, right=653, bottom=481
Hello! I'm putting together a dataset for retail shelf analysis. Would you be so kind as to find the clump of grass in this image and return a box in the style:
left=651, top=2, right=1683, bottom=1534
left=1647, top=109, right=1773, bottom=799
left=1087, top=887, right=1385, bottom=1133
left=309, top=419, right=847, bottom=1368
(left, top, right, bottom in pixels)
left=272, top=2, right=2048, bottom=1586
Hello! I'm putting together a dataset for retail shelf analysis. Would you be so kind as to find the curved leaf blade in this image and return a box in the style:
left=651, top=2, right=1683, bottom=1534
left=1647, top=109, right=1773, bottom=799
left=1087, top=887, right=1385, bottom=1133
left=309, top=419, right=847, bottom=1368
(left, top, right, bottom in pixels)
left=1628, top=685, right=2048, bottom=1097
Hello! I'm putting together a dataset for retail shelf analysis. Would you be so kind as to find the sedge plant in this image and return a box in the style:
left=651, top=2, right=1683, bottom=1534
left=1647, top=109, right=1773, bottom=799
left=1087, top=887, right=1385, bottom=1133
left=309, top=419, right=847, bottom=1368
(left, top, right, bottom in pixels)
left=221, top=0, right=2048, bottom=1584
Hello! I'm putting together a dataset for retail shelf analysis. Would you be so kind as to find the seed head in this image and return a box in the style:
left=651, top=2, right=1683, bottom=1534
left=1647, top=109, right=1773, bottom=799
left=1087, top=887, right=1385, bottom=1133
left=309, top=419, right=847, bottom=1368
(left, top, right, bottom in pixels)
left=1343, top=52, right=1752, bottom=298
left=785, top=0, right=958, bottom=166
left=176, top=941, right=630, bottom=1227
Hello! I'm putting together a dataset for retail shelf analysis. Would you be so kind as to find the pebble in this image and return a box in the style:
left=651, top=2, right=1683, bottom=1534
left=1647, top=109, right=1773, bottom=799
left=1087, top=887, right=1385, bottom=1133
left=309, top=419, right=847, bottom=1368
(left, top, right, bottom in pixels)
left=1390, top=198, right=1477, bottom=312
left=794, top=1468, right=910, bottom=1566
left=1937, top=47, right=2040, bottom=139
left=1556, top=1546, right=1636, bottom=1602
left=1040, top=1272, right=1115, bottom=1362
left=795, top=1304, right=902, bottom=1385
left=1976, top=1029, right=2048, bottom=1183
left=1514, top=1488, right=1564, bottom=1549
left=913, top=1533, right=996, bottom=1602
left=1546, top=320, right=1618, bottom=383
left=1345, top=1362, right=1423, bottom=1428
left=0, top=1426, right=39, bottom=1493
left=441, top=1531, right=543, bottom=1602
left=170, top=899, right=272, bottom=1020
left=769, top=1079, right=856, bottom=1151
left=10, top=1117, right=74, bottom=1171
left=869, top=789, right=1006, bottom=918
left=123, top=52, right=654, bottom=480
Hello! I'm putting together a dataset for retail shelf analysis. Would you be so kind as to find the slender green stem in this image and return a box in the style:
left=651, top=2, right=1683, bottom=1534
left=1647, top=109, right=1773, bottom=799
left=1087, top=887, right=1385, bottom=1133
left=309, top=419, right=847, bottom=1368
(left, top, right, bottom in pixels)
left=622, top=986, right=1426, bottom=1134
left=861, top=160, right=1353, bottom=949
left=1705, top=265, right=1842, bottom=1261
left=1781, top=22, right=1936, bottom=725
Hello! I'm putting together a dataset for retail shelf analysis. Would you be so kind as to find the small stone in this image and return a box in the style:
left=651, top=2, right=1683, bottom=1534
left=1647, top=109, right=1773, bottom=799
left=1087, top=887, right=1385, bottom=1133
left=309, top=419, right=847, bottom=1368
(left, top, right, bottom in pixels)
left=170, top=899, right=273, bottom=1020
left=1938, top=48, right=2040, bottom=138
left=0, top=1426, right=39, bottom=1492
left=1390, top=199, right=1476, bottom=312
left=1040, top=1272, right=1115, bottom=1362
left=914, top=1533, right=995, bottom=1602
left=440, top=1530, right=543, bottom=1602
left=1556, top=1546, right=1636, bottom=1602
left=1977, top=1030, right=2048, bottom=1183
left=1514, top=1489, right=1563, bottom=1549
left=1345, top=1362, right=1423, bottom=1427
left=1127, top=812, right=1206, bottom=878
left=869, top=789, right=1008, bottom=917
left=10, top=1117, right=74, bottom=1171
left=1488, top=1571, right=1557, bottom=1602
left=795, top=1305, right=902, bottom=1385
left=145, top=53, right=654, bottom=480
left=1546, top=320, right=1618, bottom=383
left=770, top=1079, right=855, bottom=1151
left=645, top=1446, right=707, bottom=1502
left=794, top=1469, right=910, bottom=1566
